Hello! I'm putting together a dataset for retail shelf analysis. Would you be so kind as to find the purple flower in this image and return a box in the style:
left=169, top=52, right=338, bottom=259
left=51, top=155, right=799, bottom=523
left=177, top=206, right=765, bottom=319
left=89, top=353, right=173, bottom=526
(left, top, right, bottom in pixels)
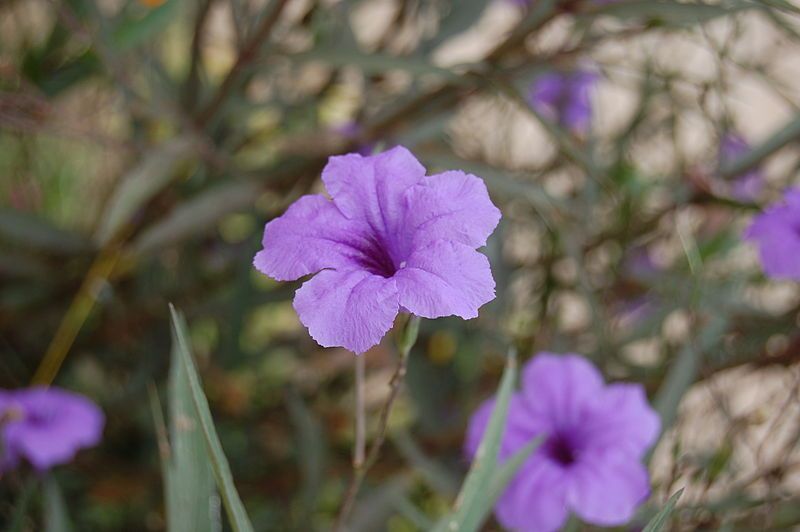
left=744, top=188, right=800, bottom=281
left=253, top=146, right=501, bottom=353
left=0, top=387, right=104, bottom=472
left=720, top=133, right=764, bottom=201
left=465, top=353, right=660, bottom=531
left=527, top=70, right=598, bottom=135
left=331, top=121, right=375, bottom=156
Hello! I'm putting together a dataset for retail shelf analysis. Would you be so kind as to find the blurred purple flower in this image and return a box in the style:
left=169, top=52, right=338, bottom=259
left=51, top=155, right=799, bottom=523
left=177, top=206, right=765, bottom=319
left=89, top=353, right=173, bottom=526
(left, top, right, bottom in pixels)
left=624, top=246, right=659, bottom=281
left=720, top=133, right=764, bottom=201
left=254, top=146, right=501, bottom=353
left=331, top=121, right=374, bottom=156
left=527, top=70, right=598, bottom=135
left=744, top=188, right=800, bottom=281
left=0, top=387, right=104, bottom=472
left=466, top=353, right=660, bottom=531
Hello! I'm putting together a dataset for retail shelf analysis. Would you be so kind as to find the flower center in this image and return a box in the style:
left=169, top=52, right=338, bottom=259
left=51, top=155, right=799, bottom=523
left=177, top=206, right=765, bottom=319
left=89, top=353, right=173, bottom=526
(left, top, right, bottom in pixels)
left=353, top=233, right=400, bottom=278
left=26, top=408, right=55, bottom=426
left=545, top=433, right=577, bottom=467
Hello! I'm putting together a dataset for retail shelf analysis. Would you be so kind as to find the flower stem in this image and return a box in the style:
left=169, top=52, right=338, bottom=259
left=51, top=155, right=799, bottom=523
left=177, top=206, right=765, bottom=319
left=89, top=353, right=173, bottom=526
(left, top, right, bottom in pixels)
left=333, top=316, right=421, bottom=531
left=353, top=355, right=366, bottom=468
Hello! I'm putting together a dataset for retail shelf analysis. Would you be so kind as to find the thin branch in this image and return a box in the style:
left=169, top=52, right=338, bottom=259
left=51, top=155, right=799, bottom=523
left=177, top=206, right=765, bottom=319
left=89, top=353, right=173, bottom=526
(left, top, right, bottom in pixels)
left=182, top=0, right=216, bottom=113
left=333, top=317, right=421, bottom=532
left=196, top=0, right=291, bottom=127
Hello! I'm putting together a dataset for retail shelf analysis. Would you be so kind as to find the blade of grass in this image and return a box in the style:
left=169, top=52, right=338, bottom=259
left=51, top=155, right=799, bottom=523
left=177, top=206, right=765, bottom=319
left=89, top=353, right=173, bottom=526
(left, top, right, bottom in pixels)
left=643, top=489, right=684, bottom=532
left=456, top=435, right=544, bottom=532
left=432, top=349, right=519, bottom=532
left=43, top=476, right=72, bottom=532
left=95, top=137, right=197, bottom=246
left=166, top=328, right=219, bottom=532
left=169, top=304, right=254, bottom=532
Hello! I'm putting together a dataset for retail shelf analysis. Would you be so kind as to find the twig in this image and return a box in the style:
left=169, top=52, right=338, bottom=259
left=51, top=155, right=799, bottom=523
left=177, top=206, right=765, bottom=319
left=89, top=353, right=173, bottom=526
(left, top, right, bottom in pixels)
left=196, top=0, right=291, bottom=127
left=31, top=244, right=123, bottom=386
left=333, top=316, right=421, bottom=531
left=182, top=0, right=216, bottom=113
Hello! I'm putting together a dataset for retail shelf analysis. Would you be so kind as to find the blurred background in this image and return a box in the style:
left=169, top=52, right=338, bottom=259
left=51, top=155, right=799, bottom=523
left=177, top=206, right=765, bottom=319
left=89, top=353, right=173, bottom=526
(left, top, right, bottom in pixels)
left=1, top=0, right=800, bottom=530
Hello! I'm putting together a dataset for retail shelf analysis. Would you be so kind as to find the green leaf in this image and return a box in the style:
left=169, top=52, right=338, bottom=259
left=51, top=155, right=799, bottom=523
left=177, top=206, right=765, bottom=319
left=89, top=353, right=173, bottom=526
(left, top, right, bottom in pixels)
left=132, top=180, right=260, bottom=255
left=169, top=304, right=255, bottom=532
left=432, top=349, right=521, bottom=532
left=0, top=209, right=90, bottom=255
left=286, top=390, right=326, bottom=528
left=653, top=317, right=728, bottom=433
left=455, top=435, right=544, bottom=531
left=720, top=112, right=800, bottom=179
left=642, top=488, right=684, bottom=532
left=111, top=0, right=182, bottom=51
left=95, top=137, right=198, bottom=246
left=164, top=328, right=219, bottom=532
left=419, top=0, right=492, bottom=54
left=43, top=477, right=72, bottom=532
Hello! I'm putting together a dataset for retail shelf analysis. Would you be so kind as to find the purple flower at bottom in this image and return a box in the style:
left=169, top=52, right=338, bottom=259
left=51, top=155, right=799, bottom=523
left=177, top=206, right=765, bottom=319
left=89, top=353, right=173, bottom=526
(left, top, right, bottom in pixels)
left=465, top=353, right=660, bottom=531
left=527, top=70, right=598, bottom=135
left=0, top=387, right=104, bottom=472
left=253, top=146, right=501, bottom=354
left=720, top=133, right=764, bottom=201
left=744, top=188, right=800, bottom=281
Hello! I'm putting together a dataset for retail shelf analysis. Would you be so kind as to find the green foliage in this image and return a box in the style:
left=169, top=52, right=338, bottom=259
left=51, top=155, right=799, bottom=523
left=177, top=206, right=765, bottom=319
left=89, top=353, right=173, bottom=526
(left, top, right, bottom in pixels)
left=2, top=0, right=800, bottom=529
left=169, top=306, right=254, bottom=532
left=432, top=351, right=543, bottom=532
left=642, top=489, right=684, bottom=532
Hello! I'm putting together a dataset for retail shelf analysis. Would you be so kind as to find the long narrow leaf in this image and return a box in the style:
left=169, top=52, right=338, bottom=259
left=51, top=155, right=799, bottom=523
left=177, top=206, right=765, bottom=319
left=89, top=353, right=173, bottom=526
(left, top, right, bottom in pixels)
left=166, top=331, right=219, bottom=532
left=43, top=477, right=71, bottom=532
left=643, top=489, right=684, bottom=532
left=95, top=138, right=197, bottom=245
left=457, top=435, right=544, bottom=532
left=433, top=350, right=519, bottom=532
left=169, top=305, right=255, bottom=532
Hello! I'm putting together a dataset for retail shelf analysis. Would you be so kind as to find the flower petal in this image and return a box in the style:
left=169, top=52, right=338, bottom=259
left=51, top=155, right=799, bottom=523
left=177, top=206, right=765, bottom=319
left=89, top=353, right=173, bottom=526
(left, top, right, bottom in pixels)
left=293, top=269, right=399, bottom=353
left=562, top=97, right=592, bottom=133
left=528, top=72, right=565, bottom=116
left=254, top=195, right=367, bottom=281
left=520, top=353, right=604, bottom=429
left=394, top=241, right=495, bottom=320
left=744, top=198, right=800, bottom=281
left=582, top=383, right=660, bottom=457
left=403, top=171, right=501, bottom=250
left=495, top=459, right=571, bottom=532
left=6, top=388, right=104, bottom=471
left=567, top=455, right=651, bottom=526
left=321, top=146, right=426, bottom=252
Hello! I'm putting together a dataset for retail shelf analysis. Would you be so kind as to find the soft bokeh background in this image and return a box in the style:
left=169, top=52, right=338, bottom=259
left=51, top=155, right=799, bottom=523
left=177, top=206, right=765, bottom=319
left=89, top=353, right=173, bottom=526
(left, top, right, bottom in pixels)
left=1, top=0, right=800, bottom=530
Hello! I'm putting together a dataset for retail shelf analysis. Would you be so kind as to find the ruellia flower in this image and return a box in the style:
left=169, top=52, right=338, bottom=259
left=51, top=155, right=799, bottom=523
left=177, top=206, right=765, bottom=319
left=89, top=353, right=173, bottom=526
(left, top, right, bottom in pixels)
left=0, top=387, right=104, bottom=472
left=527, top=70, right=598, bottom=135
left=720, top=133, right=764, bottom=201
left=465, top=353, right=660, bottom=531
left=254, top=146, right=501, bottom=353
left=744, top=188, right=800, bottom=281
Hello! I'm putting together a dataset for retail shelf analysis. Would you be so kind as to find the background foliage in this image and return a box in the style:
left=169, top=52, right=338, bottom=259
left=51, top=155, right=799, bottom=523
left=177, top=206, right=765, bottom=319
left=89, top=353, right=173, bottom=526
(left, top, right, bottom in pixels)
left=1, top=0, right=800, bottom=530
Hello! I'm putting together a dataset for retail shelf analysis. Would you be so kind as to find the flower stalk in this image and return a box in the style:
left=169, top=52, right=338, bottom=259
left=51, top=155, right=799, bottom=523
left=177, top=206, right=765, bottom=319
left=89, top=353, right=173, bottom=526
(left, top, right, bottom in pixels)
left=334, top=316, right=421, bottom=531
